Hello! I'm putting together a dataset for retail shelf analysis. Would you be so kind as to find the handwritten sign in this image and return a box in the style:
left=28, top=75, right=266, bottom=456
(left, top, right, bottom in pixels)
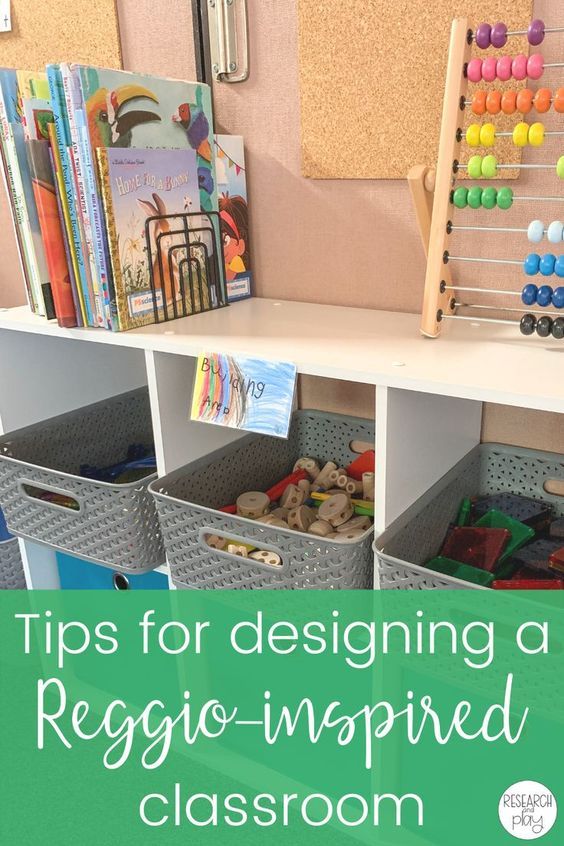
left=190, top=353, right=297, bottom=437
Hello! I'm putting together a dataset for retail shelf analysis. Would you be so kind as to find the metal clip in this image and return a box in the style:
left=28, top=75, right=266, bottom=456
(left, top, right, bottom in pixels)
left=207, top=0, right=249, bottom=83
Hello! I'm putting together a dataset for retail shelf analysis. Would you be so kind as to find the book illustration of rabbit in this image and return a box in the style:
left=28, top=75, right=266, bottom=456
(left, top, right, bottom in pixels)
left=137, top=192, right=209, bottom=315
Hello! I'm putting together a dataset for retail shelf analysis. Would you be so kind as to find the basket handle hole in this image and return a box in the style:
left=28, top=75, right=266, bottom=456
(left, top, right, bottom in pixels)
left=113, top=573, right=131, bottom=590
left=21, top=483, right=81, bottom=511
left=203, top=532, right=283, bottom=568
left=543, top=479, right=564, bottom=497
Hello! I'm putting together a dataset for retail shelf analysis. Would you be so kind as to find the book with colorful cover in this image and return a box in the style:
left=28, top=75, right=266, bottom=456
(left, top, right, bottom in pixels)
left=0, top=69, right=45, bottom=314
left=214, top=134, right=252, bottom=302
left=70, top=67, right=219, bottom=329
left=25, top=138, right=77, bottom=327
left=21, top=98, right=53, bottom=141
left=60, top=64, right=105, bottom=327
left=46, top=64, right=89, bottom=325
left=97, top=146, right=201, bottom=330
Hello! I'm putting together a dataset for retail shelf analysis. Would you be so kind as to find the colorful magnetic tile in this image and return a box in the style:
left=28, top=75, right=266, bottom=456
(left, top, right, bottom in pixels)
left=508, top=538, right=564, bottom=574
left=474, top=509, right=535, bottom=561
left=549, top=516, right=564, bottom=540
left=426, top=556, right=494, bottom=587
left=471, top=493, right=552, bottom=531
left=440, top=526, right=510, bottom=573
left=493, top=579, right=564, bottom=590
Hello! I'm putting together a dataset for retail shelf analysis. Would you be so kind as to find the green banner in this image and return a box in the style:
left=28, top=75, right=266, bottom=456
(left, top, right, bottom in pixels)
left=0, top=590, right=562, bottom=844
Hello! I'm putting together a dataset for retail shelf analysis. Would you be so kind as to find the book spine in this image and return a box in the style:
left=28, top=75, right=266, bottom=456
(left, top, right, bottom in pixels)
left=76, top=112, right=113, bottom=329
left=0, top=136, right=36, bottom=312
left=60, top=65, right=103, bottom=326
left=0, top=84, right=43, bottom=313
left=26, top=139, right=77, bottom=328
left=49, top=131, right=84, bottom=326
left=96, top=148, right=123, bottom=331
left=46, top=65, right=89, bottom=325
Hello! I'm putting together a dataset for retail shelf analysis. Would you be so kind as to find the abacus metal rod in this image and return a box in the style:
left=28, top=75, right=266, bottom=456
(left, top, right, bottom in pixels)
left=447, top=254, right=522, bottom=266
left=442, top=314, right=518, bottom=326
left=450, top=224, right=529, bottom=234
left=495, top=129, right=564, bottom=137
left=455, top=301, right=562, bottom=317
left=457, top=162, right=560, bottom=171
left=464, top=96, right=559, bottom=107
left=443, top=284, right=521, bottom=295
left=515, top=194, right=564, bottom=202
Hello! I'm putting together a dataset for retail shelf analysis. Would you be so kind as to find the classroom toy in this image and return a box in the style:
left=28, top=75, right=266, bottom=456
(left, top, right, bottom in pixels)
left=236, top=491, right=270, bottom=519
left=493, top=579, right=564, bottom=589
left=318, top=492, right=354, bottom=527
left=474, top=509, right=535, bottom=560
left=336, top=515, right=372, bottom=533
left=426, top=556, right=494, bottom=586
left=288, top=504, right=316, bottom=532
left=345, top=449, right=375, bottom=481
left=507, top=538, right=564, bottom=573
left=309, top=519, right=333, bottom=537
left=293, top=457, right=321, bottom=479
left=549, top=516, right=564, bottom=538
left=265, top=469, right=308, bottom=502
left=441, top=525, right=510, bottom=572
left=412, top=16, right=564, bottom=339
left=548, top=547, right=564, bottom=574
left=362, top=472, right=375, bottom=501
left=280, top=484, right=306, bottom=509
left=471, top=491, right=553, bottom=529
left=248, top=550, right=282, bottom=567
left=309, top=491, right=375, bottom=517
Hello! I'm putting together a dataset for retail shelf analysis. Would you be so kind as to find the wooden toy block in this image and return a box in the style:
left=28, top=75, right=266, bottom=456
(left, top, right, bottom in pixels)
left=318, top=492, right=354, bottom=527
left=362, top=472, right=375, bottom=501
left=266, top=469, right=308, bottom=501
left=345, top=477, right=363, bottom=495
left=332, top=526, right=367, bottom=542
left=249, top=550, right=282, bottom=567
left=227, top=543, right=249, bottom=557
left=288, top=504, right=316, bottom=532
left=205, top=534, right=227, bottom=550
left=308, top=519, right=333, bottom=537
left=256, top=514, right=288, bottom=528
left=297, top=478, right=311, bottom=496
left=271, top=506, right=290, bottom=520
left=336, top=515, right=372, bottom=533
left=312, top=461, right=337, bottom=491
left=236, top=491, right=270, bottom=519
left=293, top=457, right=321, bottom=479
left=280, top=484, right=305, bottom=509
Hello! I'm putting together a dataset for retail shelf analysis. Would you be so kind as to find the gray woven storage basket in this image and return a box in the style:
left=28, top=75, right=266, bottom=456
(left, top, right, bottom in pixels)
left=375, top=442, right=564, bottom=590
left=150, top=410, right=375, bottom=589
left=0, top=538, right=26, bottom=589
left=0, top=388, right=164, bottom=573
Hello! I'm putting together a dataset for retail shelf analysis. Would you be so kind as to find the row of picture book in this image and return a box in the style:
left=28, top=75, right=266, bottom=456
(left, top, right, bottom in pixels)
left=0, top=65, right=252, bottom=331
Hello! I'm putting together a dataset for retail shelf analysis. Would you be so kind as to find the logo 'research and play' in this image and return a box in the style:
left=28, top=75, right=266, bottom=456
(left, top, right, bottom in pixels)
left=499, top=781, right=557, bottom=840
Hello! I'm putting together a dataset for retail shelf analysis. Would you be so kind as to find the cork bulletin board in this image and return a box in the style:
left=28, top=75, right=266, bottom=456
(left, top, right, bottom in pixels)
left=298, top=1, right=533, bottom=178
left=0, top=0, right=122, bottom=69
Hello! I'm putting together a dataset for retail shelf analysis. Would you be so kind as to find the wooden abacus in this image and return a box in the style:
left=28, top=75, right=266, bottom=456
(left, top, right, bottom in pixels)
left=414, top=16, right=564, bottom=340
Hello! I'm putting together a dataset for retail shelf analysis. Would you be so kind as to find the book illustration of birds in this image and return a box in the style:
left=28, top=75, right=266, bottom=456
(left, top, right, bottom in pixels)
left=76, top=66, right=217, bottom=212
left=97, top=146, right=201, bottom=331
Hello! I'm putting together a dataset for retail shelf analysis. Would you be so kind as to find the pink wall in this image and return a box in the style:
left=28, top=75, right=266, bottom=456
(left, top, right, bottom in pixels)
left=1, top=0, right=560, bottom=320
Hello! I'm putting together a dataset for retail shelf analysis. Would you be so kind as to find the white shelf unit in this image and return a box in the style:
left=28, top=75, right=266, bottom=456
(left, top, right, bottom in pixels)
left=0, top=297, right=561, bottom=589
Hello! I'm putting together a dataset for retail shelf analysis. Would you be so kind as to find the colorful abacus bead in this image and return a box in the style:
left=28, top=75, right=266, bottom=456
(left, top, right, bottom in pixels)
left=537, top=285, right=554, bottom=306
left=556, top=88, right=564, bottom=113
left=452, top=186, right=468, bottom=208
left=547, top=221, right=564, bottom=244
left=475, top=22, right=492, bottom=49
left=497, top=187, right=513, bottom=209
left=528, top=19, right=546, bottom=46
left=539, top=255, right=556, bottom=277
left=552, top=287, right=564, bottom=308
left=552, top=317, right=564, bottom=339
left=501, top=90, right=517, bottom=114
left=524, top=253, right=541, bottom=275
left=520, top=313, right=537, bottom=335
left=528, top=221, right=545, bottom=243
left=491, top=21, right=508, bottom=48
left=556, top=257, right=564, bottom=277
left=467, top=186, right=482, bottom=208
left=482, top=186, right=497, bottom=209
left=537, top=315, right=553, bottom=337
left=535, top=88, right=552, bottom=112
left=521, top=283, right=538, bottom=305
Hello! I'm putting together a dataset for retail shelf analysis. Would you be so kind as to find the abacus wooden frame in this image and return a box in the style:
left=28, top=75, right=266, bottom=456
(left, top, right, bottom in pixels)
left=420, top=17, right=473, bottom=338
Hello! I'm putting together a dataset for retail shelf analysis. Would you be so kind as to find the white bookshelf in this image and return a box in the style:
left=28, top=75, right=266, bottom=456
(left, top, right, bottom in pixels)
left=0, top=298, right=560, bottom=588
